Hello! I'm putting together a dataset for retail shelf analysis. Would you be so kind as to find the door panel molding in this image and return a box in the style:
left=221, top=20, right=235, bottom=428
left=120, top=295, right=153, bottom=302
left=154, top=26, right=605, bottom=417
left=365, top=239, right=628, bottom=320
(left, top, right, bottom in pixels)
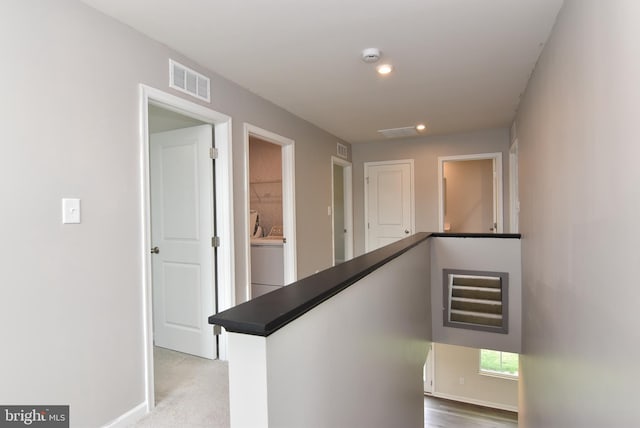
left=364, top=159, right=415, bottom=252
left=150, top=125, right=215, bottom=358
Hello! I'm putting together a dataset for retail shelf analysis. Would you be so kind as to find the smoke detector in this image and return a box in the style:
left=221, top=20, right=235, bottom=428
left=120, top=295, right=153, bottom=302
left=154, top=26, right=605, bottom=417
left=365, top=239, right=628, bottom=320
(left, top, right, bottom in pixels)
left=361, top=48, right=381, bottom=63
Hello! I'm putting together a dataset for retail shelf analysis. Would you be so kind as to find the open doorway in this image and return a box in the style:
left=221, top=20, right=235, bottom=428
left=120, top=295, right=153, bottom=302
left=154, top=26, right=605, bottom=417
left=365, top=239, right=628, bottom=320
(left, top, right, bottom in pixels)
left=140, top=85, right=234, bottom=411
left=244, top=124, right=297, bottom=300
left=331, top=157, right=353, bottom=265
left=509, top=140, right=519, bottom=233
left=437, top=153, right=503, bottom=233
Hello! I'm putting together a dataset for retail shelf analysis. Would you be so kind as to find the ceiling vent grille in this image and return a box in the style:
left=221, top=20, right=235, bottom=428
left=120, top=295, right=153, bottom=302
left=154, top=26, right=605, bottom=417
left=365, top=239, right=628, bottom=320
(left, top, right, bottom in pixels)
left=377, top=126, right=418, bottom=139
left=169, top=59, right=210, bottom=102
left=337, top=142, right=349, bottom=159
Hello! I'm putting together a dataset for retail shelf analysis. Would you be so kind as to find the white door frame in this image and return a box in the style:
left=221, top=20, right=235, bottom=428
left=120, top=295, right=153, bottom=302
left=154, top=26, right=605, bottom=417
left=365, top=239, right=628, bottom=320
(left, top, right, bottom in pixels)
left=139, top=85, right=235, bottom=412
left=437, top=153, right=503, bottom=233
left=509, top=140, right=519, bottom=233
left=424, top=343, right=435, bottom=394
left=331, top=156, right=353, bottom=264
left=243, top=123, right=297, bottom=296
left=364, top=159, right=415, bottom=252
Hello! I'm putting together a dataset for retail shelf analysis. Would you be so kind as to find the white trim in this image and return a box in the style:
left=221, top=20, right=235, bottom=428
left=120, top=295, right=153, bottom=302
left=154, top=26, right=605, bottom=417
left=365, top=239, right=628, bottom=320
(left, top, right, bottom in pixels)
left=101, top=402, right=147, bottom=428
left=431, top=392, right=518, bottom=413
left=479, top=348, right=519, bottom=380
left=139, top=85, right=235, bottom=411
left=423, top=342, right=435, bottom=393
left=331, top=156, right=353, bottom=265
left=437, top=153, right=504, bottom=233
left=243, top=123, right=297, bottom=294
left=479, top=370, right=519, bottom=381
left=509, top=140, right=519, bottom=233
left=363, top=159, right=415, bottom=252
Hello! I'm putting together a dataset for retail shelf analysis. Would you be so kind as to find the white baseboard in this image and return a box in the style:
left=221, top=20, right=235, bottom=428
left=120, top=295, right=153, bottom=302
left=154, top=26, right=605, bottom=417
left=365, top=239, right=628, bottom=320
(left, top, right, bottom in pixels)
left=102, top=402, right=148, bottom=428
left=431, top=391, right=518, bottom=413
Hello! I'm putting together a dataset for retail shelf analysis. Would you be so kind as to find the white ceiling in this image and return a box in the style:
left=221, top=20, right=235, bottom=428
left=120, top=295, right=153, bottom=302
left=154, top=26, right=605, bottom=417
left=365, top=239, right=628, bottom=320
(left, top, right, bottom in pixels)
left=80, top=0, right=563, bottom=143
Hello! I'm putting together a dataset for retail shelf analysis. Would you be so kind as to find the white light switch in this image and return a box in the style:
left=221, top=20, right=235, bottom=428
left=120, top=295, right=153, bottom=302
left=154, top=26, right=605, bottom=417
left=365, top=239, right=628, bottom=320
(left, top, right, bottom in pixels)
left=62, top=198, right=81, bottom=224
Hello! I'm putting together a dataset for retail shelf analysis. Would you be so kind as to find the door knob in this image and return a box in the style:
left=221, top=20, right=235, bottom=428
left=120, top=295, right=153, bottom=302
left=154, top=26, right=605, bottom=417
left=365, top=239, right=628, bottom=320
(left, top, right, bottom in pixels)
left=150, top=246, right=160, bottom=254
left=404, top=229, right=410, bottom=234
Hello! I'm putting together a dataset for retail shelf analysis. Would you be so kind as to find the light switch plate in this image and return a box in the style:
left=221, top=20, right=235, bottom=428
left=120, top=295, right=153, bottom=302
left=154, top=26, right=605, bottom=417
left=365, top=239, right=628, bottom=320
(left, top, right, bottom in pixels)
left=62, top=198, right=81, bottom=224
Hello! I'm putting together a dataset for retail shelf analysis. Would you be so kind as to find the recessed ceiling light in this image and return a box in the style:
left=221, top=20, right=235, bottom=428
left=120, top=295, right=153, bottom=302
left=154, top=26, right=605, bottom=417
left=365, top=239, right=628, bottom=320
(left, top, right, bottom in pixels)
left=416, top=123, right=426, bottom=131
left=376, top=64, right=393, bottom=75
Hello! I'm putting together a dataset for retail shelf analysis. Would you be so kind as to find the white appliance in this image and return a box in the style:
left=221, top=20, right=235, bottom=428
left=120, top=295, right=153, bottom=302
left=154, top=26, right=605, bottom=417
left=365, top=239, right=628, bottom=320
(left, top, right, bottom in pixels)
left=250, top=212, right=284, bottom=298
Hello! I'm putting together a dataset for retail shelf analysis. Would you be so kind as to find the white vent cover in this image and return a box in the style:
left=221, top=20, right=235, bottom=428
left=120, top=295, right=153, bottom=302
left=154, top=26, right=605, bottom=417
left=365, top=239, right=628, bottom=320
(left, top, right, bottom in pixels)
left=377, top=126, right=418, bottom=139
left=337, top=142, right=349, bottom=159
left=169, top=59, right=210, bottom=102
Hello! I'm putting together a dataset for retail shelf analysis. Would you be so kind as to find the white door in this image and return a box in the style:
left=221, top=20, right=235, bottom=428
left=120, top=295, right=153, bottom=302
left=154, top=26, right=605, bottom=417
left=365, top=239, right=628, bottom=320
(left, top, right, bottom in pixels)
left=365, top=160, right=414, bottom=252
left=150, top=125, right=216, bottom=359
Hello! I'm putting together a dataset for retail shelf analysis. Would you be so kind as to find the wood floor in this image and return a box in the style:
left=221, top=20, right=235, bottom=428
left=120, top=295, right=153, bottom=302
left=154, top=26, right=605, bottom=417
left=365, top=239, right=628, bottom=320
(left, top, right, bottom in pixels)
left=424, top=395, right=518, bottom=428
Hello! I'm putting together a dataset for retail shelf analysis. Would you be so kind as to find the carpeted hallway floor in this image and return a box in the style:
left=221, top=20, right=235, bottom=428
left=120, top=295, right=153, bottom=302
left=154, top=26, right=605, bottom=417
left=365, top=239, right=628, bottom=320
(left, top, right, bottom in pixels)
left=129, top=347, right=230, bottom=428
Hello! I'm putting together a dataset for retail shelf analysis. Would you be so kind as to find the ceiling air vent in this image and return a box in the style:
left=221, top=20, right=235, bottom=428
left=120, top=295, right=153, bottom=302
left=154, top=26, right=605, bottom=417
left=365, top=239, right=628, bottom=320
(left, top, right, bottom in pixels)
left=169, top=59, right=210, bottom=102
left=377, top=126, right=418, bottom=139
left=337, top=142, right=349, bottom=159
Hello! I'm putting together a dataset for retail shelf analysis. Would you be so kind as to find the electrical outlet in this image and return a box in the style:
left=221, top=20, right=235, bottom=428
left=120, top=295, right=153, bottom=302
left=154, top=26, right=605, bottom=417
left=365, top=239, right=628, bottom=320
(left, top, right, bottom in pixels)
left=459, top=377, right=465, bottom=385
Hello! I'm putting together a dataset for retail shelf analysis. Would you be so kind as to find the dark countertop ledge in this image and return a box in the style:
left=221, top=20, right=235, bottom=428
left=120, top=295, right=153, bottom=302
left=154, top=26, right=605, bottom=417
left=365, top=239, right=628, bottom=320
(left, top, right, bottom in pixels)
left=208, top=232, right=521, bottom=337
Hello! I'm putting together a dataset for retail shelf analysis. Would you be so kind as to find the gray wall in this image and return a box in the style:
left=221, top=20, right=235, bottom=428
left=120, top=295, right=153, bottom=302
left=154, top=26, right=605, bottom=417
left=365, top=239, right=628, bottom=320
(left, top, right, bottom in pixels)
left=0, top=0, right=346, bottom=426
left=351, top=129, right=510, bottom=255
left=227, top=241, right=431, bottom=428
left=515, top=1, right=640, bottom=426
left=431, top=237, right=522, bottom=354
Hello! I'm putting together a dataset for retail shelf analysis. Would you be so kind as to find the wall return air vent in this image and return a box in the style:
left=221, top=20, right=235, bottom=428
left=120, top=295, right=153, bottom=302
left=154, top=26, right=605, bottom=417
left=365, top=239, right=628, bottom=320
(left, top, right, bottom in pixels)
left=443, top=269, right=509, bottom=334
left=169, top=59, right=210, bottom=102
left=337, top=142, right=349, bottom=159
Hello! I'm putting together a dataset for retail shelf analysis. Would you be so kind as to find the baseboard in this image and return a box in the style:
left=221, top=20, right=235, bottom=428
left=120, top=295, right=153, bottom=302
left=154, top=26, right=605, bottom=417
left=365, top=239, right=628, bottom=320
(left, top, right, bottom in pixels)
left=431, top=391, right=518, bottom=413
left=101, top=402, right=148, bottom=428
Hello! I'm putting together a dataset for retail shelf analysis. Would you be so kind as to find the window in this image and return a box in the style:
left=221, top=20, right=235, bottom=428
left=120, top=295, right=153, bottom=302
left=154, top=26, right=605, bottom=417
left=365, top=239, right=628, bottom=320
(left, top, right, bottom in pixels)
left=443, top=269, right=509, bottom=334
left=480, top=349, right=519, bottom=378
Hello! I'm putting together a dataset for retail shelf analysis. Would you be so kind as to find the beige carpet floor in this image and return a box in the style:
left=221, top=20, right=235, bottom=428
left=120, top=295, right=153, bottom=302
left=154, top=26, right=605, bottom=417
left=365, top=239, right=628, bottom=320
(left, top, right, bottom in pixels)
left=129, top=347, right=230, bottom=428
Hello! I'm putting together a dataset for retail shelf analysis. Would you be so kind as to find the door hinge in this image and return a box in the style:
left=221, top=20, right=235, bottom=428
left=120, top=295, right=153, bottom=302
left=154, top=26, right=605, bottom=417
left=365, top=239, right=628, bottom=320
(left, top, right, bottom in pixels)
left=212, top=324, right=222, bottom=336
left=211, top=236, right=220, bottom=247
left=366, top=176, right=369, bottom=184
left=209, top=147, right=218, bottom=159
left=367, top=222, right=370, bottom=229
